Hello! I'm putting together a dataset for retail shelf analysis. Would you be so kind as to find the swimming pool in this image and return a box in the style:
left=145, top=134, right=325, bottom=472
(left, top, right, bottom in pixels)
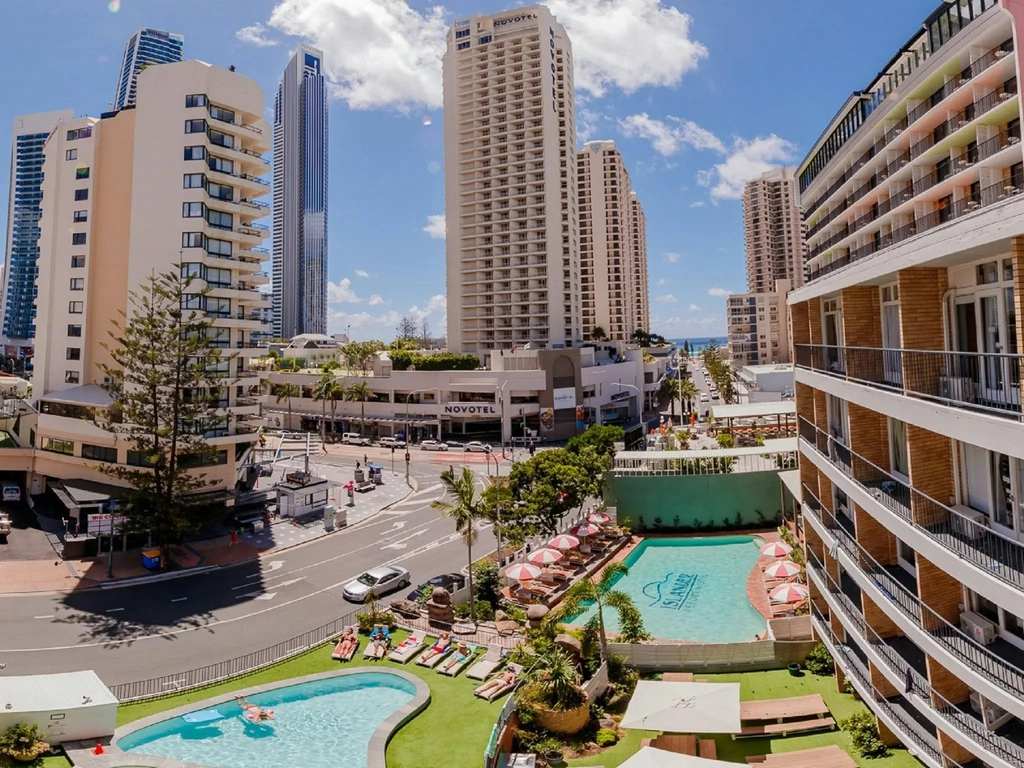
left=567, top=536, right=766, bottom=642
left=117, top=671, right=419, bottom=768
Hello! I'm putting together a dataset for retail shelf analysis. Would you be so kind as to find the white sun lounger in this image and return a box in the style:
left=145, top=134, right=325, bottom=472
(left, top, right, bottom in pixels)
left=331, top=627, right=360, bottom=661
left=466, top=649, right=506, bottom=681
left=388, top=633, right=428, bottom=664
left=416, top=638, right=454, bottom=668
left=363, top=632, right=392, bottom=660
left=473, top=663, right=523, bottom=701
left=437, top=644, right=480, bottom=677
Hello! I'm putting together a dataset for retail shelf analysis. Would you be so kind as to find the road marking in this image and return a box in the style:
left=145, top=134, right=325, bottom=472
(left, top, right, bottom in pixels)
left=170, top=597, right=188, bottom=603
left=266, top=560, right=285, bottom=572
left=234, top=590, right=277, bottom=601
left=245, top=572, right=261, bottom=580
left=105, top=607, right=124, bottom=613
left=386, top=521, right=406, bottom=532
left=277, top=578, right=302, bottom=588
left=33, top=615, right=54, bottom=620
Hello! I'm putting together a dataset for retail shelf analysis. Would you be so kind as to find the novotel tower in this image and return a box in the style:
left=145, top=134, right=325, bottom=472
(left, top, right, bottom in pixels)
left=443, top=5, right=581, bottom=355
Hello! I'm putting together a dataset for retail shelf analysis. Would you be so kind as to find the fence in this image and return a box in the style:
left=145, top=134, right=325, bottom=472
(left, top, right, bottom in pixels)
left=110, top=610, right=358, bottom=702
left=393, top=613, right=523, bottom=652
left=582, top=660, right=610, bottom=701
left=607, top=639, right=815, bottom=672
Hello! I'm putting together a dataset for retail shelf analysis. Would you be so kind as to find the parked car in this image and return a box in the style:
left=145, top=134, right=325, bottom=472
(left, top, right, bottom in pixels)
left=444, top=440, right=464, bottom=449
left=341, top=433, right=372, bottom=446
left=420, top=440, right=449, bottom=451
left=699, top=393, right=710, bottom=402
left=406, top=573, right=466, bottom=602
left=464, top=441, right=492, bottom=453
left=1, top=483, right=21, bottom=502
left=379, top=436, right=407, bottom=449
left=342, top=565, right=411, bottom=603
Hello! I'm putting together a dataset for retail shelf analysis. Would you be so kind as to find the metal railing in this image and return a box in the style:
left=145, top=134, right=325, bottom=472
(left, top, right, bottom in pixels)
left=110, top=610, right=358, bottom=702
left=796, top=344, right=1022, bottom=419
left=808, top=550, right=1024, bottom=766
left=802, top=483, right=1024, bottom=698
left=798, top=414, right=1024, bottom=591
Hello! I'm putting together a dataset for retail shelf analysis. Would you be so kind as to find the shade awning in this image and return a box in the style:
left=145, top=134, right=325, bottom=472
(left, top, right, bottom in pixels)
left=620, top=747, right=730, bottom=768
left=620, top=681, right=741, bottom=733
left=779, top=469, right=802, bottom=502
left=710, top=402, right=796, bottom=420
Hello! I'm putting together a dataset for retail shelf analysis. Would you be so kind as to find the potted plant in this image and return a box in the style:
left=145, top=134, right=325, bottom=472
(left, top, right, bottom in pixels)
left=521, top=650, right=590, bottom=735
left=0, top=723, right=49, bottom=763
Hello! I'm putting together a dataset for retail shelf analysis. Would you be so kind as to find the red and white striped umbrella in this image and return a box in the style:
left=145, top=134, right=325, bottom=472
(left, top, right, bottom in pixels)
left=587, top=512, right=611, bottom=524
left=760, top=541, right=794, bottom=558
left=548, top=534, right=580, bottom=550
left=570, top=523, right=600, bottom=537
left=527, top=547, right=564, bottom=565
left=765, top=560, right=802, bottom=579
left=505, top=562, right=543, bottom=581
left=769, top=583, right=809, bottom=604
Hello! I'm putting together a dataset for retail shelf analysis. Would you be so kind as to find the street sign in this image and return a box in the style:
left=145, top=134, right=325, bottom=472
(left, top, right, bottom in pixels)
left=88, top=512, right=127, bottom=536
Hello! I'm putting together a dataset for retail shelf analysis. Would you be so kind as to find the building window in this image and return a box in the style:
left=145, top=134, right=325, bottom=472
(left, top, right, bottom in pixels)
left=41, top=437, right=74, bottom=455
left=206, top=237, right=232, bottom=256
left=185, top=94, right=208, bottom=108
left=455, top=28, right=470, bottom=39
left=81, top=444, right=118, bottom=463
left=75, top=167, right=90, bottom=180
left=73, top=210, right=87, bottom=223
left=126, top=450, right=156, bottom=467
left=74, top=189, right=88, bottom=201
left=68, top=301, right=84, bottom=314
left=183, top=173, right=205, bottom=189
left=69, top=278, right=84, bottom=291
left=71, top=255, right=85, bottom=268
left=889, top=418, right=909, bottom=479
left=67, top=324, right=82, bottom=337
left=182, top=202, right=205, bottom=218
left=182, top=232, right=204, bottom=248
left=206, top=209, right=232, bottom=229
left=71, top=233, right=86, bottom=245
left=66, top=347, right=81, bottom=360
left=184, top=145, right=206, bottom=161
left=64, top=371, right=80, bottom=384
left=65, top=149, right=77, bottom=161
left=457, top=41, right=470, bottom=50
left=184, top=119, right=207, bottom=134
left=209, top=105, right=235, bottom=124
left=207, top=130, right=234, bottom=149
left=66, top=126, right=92, bottom=141
left=207, top=155, right=234, bottom=174
left=207, top=182, right=233, bottom=201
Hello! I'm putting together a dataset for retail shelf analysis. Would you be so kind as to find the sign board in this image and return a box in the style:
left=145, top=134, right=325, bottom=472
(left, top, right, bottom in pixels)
left=88, top=512, right=128, bottom=536
left=443, top=403, right=498, bottom=416
left=610, top=390, right=632, bottom=402
left=540, top=408, right=555, bottom=432
left=552, top=387, right=576, bottom=410
left=494, top=12, right=538, bottom=27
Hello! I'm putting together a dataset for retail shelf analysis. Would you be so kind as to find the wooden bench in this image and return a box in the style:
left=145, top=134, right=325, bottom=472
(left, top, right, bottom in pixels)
left=740, top=694, right=829, bottom=722
left=698, top=738, right=717, bottom=759
left=639, top=734, right=696, bottom=755
left=746, top=745, right=855, bottom=768
left=355, top=481, right=375, bottom=493
left=734, top=717, right=836, bottom=739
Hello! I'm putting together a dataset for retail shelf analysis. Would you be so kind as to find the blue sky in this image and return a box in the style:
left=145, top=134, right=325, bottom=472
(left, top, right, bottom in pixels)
left=0, top=0, right=940, bottom=341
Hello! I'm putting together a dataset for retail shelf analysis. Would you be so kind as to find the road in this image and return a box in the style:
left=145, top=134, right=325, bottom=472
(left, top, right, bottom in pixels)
left=0, top=455, right=500, bottom=687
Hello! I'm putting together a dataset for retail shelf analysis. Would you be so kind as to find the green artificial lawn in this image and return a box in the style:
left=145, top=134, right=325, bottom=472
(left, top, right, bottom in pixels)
left=567, top=669, right=924, bottom=768
left=116, top=629, right=500, bottom=768
left=0, top=759, right=72, bottom=768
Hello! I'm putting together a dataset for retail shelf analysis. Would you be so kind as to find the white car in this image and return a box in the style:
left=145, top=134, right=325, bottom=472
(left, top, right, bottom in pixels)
left=379, top=436, right=407, bottom=449
left=699, top=393, right=710, bottom=402
left=342, top=565, right=410, bottom=603
left=464, top=441, right=492, bottom=453
left=420, top=439, right=449, bottom=451
left=341, top=432, right=371, bottom=446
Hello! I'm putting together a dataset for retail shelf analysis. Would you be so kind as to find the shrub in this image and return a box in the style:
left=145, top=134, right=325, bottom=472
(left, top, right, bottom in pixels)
left=840, top=711, right=890, bottom=758
left=475, top=599, right=494, bottom=622
left=390, top=350, right=480, bottom=371
left=616, top=602, right=652, bottom=644
left=595, top=728, right=619, bottom=747
left=804, top=643, right=834, bottom=676
left=0, top=723, right=49, bottom=761
left=416, top=584, right=434, bottom=606
left=533, top=736, right=566, bottom=755
left=355, top=597, right=396, bottom=633
left=474, top=559, right=500, bottom=606
left=454, top=603, right=472, bottom=619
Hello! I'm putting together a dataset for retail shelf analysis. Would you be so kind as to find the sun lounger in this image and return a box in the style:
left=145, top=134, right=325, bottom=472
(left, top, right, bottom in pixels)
left=745, top=745, right=855, bottom=768
left=642, top=735, right=696, bottom=755
left=363, top=628, right=391, bottom=659
left=698, top=739, right=717, bottom=759
left=540, top=568, right=571, bottom=584
left=740, top=694, right=829, bottom=722
left=473, top=663, right=523, bottom=701
left=331, top=628, right=360, bottom=661
left=388, top=633, right=428, bottom=663
left=734, top=717, right=835, bottom=739
left=466, top=649, right=507, bottom=680
left=438, top=644, right=480, bottom=676
left=416, top=636, right=454, bottom=667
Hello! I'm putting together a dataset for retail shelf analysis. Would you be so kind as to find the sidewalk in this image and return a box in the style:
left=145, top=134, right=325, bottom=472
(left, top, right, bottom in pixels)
left=0, top=474, right=417, bottom=595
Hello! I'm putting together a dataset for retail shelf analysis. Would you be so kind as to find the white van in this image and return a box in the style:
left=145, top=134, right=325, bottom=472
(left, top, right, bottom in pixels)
left=341, top=433, right=372, bottom=446
left=2, top=482, right=21, bottom=502
left=379, top=436, right=407, bottom=449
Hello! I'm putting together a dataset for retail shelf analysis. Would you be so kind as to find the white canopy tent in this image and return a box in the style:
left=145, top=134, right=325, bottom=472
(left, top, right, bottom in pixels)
left=620, top=747, right=730, bottom=768
left=620, top=681, right=741, bottom=733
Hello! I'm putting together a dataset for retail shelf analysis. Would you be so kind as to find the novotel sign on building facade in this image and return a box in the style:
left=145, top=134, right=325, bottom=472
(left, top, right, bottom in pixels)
left=494, top=13, right=538, bottom=27
left=443, top=403, right=499, bottom=416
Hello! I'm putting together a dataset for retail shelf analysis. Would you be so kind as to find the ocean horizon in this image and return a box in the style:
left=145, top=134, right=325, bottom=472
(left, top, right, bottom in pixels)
left=667, top=337, right=724, bottom=355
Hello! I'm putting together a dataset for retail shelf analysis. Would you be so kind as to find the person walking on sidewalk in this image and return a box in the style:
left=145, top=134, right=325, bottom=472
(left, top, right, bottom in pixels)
left=229, top=530, right=239, bottom=547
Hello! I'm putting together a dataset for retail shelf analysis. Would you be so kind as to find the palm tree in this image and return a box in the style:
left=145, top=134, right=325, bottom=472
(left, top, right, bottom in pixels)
left=313, top=375, right=344, bottom=448
left=346, top=381, right=374, bottom=436
left=555, top=561, right=647, bottom=659
left=590, top=326, right=607, bottom=342
left=659, top=377, right=679, bottom=418
left=431, top=467, right=484, bottom=621
left=328, top=382, right=346, bottom=438
left=678, top=379, right=699, bottom=417
left=274, top=382, right=300, bottom=431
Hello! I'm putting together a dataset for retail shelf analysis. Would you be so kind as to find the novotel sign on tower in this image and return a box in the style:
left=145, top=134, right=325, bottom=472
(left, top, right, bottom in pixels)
left=493, top=12, right=538, bottom=27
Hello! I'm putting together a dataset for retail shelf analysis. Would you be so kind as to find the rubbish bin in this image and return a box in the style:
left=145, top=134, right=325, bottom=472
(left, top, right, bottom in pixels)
left=324, top=515, right=335, bottom=532
left=253, top=519, right=265, bottom=533
left=142, top=549, right=161, bottom=570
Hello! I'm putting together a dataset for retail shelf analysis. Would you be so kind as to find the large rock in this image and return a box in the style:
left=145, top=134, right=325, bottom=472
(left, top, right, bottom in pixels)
left=555, top=633, right=583, bottom=657
left=526, top=604, right=549, bottom=629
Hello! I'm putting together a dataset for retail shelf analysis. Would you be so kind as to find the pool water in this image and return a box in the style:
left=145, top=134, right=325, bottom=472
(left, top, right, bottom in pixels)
left=118, top=672, right=416, bottom=768
left=567, top=536, right=766, bottom=642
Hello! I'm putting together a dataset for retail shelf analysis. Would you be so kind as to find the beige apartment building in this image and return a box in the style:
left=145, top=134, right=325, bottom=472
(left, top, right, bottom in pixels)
left=629, top=190, right=650, bottom=334
left=443, top=6, right=581, bottom=354
left=726, top=280, right=791, bottom=367
left=743, top=167, right=805, bottom=294
left=23, top=60, right=270, bottom=531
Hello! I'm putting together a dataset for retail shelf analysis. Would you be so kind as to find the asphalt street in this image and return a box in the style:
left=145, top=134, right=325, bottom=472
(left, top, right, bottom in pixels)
left=0, top=455, right=500, bottom=687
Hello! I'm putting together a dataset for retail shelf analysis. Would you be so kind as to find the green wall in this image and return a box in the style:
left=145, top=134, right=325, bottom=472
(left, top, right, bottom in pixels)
left=604, top=471, right=784, bottom=530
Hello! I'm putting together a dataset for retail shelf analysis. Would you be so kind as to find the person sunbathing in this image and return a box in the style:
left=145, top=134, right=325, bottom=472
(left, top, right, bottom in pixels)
left=420, top=631, right=452, bottom=661
left=475, top=669, right=517, bottom=697
left=235, top=695, right=274, bottom=722
left=369, top=627, right=391, bottom=659
left=335, top=628, right=358, bottom=658
left=439, top=643, right=471, bottom=673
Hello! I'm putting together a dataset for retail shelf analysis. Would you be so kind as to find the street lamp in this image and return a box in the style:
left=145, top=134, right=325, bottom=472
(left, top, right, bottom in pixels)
left=401, top=388, right=437, bottom=447
left=495, top=382, right=509, bottom=469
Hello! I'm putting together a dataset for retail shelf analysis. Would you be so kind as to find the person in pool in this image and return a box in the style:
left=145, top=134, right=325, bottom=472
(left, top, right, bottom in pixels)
left=235, top=695, right=274, bottom=722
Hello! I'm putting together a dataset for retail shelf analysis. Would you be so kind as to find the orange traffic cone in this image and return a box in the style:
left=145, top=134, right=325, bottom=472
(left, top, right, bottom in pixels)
left=92, top=743, right=105, bottom=755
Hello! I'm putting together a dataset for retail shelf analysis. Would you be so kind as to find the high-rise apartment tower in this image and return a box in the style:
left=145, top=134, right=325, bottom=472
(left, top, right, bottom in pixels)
left=272, top=45, right=328, bottom=339
left=743, top=167, right=805, bottom=294
left=443, top=5, right=580, bottom=354
left=629, top=190, right=650, bottom=335
left=113, top=28, right=184, bottom=111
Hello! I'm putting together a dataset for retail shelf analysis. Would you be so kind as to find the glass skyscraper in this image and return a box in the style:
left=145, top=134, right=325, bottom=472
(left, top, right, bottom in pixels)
left=1, top=110, right=74, bottom=346
left=272, top=45, right=328, bottom=338
left=114, top=28, right=184, bottom=111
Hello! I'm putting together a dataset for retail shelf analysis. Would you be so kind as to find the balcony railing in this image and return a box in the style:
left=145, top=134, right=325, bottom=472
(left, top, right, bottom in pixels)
left=802, top=483, right=1024, bottom=699
left=799, top=415, right=1024, bottom=591
left=808, top=549, right=1024, bottom=766
left=795, top=344, right=1022, bottom=419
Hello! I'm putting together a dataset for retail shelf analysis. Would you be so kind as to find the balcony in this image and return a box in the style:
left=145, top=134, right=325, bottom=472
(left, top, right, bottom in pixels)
left=802, top=484, right=1024, bottom=707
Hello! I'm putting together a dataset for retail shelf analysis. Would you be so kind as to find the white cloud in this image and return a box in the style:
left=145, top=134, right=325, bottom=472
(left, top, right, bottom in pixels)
left=655, top=294, right=676, bottom=303
left=547, top=0, right=707, bottom=98
left=707, top=287, right=732, bottom=298
left=698, top=135, right=798, bottom=200
left=423, top=213, right=446, bottom=239
left=354, top=269, right=370, bottom=278
left=266, top=0, right=448, bottom=110
left=652, top=314, right=725, bottom=337
left=577, top=109, right=603, bottom=145
left=656, top=278, right=667, bottom=286
left=688, top=304, right=701, bottom=311
left=689, top=201, right=705, bottom=208
left=663, top=252, right=681, bottom=264
left=327, top=278, right=361, bottom=303
left=368, top=294, right=385, bottom=306
left=327, top=309, right=401, bottom=338
left=236, top=23, right=279, bottom=47
left=619, top=113, right=724, bottom=156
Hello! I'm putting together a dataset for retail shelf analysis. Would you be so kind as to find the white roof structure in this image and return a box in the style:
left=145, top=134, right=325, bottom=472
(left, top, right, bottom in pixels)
left=620, top=747, right=731, bottom=768
left=620, top=681, right=741, bottom=733
left=0, top=671, right=118, bottom=712
left=710, top=402, right=796, bottom=420
left=616, top=438, right=798, bottom=463
left=39, top=383, right=113, bottom=408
